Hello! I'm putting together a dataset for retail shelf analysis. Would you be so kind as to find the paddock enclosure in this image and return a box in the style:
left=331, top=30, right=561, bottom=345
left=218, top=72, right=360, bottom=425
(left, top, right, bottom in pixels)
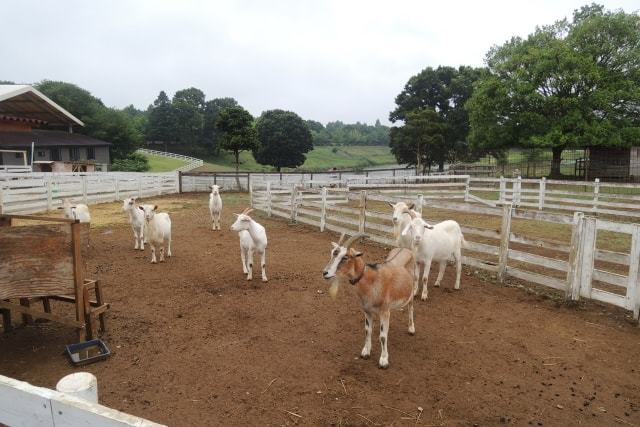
left=1, top=192, right=640, bottom=426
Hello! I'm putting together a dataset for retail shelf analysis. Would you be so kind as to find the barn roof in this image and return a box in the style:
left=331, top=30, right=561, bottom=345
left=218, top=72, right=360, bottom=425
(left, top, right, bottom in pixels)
left=0, top=129, right=111, bottom=148
left=0, top=85, right=84, bottom=127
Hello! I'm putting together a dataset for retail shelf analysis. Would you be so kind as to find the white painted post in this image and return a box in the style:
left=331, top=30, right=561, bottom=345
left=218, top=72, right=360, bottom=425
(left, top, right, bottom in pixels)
left=497, top=203, right=513, bottom=283
left=358, top=190, right=367, bottom=233
left=625, top=225, right=640, bottom=321
left=266, top=182, right=272, bottom=217
left=56, top=372, right=98, bottom=404
left=0, top=185, right=4, bottom=214
left=137, top=176, right=142, bottom=198
left=320, top=187, right=327, bottom=232
left=592, top=178, right=600, bottom=214
left=565, top=212, right=585, bottom=301
left=82, top=175, right=88, bottom=204
left=515, top=176, right=522, bottom=207
left=248, top=176, right=253, bottom=207
left=578, top=216, right=597, bottom=299
left=114, top=177, right=120, bottom=201
left=46, top=175, right=53, bottom=211
left=290, top=184, right=297, bottom=223
left=464, top=176, right=470, bottom=202
left=538, top=177, right=545, bottom=210
left=499, top=176, right=506, bottom=203
left=415, top=194, right=423, bottom=217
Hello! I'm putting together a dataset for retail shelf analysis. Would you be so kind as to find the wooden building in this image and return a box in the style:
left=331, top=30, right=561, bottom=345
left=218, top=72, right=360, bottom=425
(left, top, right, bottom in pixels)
left=585, top=146, right=640, bottom=182
left=0, top=85, right=110, bottom=172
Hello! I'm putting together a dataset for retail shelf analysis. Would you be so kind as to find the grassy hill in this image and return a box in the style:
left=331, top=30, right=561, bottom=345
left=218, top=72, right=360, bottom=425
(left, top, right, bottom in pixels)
left=195, top=146, right=397, bottom=172
left=143, top=154, right=189, bottom=172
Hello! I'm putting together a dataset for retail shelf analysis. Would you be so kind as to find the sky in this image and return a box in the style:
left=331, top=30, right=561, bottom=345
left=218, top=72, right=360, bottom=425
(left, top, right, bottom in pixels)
left=2, top=0, right=638, bottom=125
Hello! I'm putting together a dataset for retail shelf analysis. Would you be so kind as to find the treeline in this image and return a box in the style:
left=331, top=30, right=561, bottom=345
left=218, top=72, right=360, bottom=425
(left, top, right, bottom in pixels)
left=390, top=4, right=640, bottom=177
left=306, top=120, right=389, bottom=146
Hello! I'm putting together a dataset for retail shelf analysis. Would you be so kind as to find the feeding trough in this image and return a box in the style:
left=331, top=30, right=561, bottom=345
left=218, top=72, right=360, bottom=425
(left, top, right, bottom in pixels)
left=65, top=339, right=111, bottom=366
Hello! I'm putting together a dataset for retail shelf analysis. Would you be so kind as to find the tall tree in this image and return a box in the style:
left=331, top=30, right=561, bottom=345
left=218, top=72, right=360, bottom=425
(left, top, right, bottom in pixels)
left=253, top=110, right=313, bottom=171
left=203, top=97, right=238, bottom=155
left=467, top=4, right=640, bottom=177
left=146, top=91, right=176, bottom=145
left=389, top=109, right=447, bottom=174
left=390, top=66, right=483, bottom=171
left=216, top=106, right=257, bottom=173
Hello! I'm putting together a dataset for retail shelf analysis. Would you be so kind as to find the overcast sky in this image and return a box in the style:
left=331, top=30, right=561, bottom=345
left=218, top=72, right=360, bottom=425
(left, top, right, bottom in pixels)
left=2, top=0, right=638, bottom=125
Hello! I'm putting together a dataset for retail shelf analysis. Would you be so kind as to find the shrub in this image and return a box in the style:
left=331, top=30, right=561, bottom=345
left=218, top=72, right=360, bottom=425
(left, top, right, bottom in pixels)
left=110, top=152, right=150, bottom=172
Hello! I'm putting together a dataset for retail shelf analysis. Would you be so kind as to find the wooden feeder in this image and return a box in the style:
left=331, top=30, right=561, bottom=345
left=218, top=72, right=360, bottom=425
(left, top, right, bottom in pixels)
left=0, top=214, right=108, bottom=341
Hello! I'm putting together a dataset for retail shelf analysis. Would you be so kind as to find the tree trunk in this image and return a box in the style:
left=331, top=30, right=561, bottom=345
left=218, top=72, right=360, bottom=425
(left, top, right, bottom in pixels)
left=438, top=159, right=444, bottom=172
left=277, top=166, right=281, bottom=172
left=550, top=147, right=563, bottom=178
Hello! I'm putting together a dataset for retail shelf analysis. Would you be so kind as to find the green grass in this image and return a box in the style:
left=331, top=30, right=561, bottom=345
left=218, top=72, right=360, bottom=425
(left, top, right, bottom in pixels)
left=143, top=154, right=189, bottom=172
left=195, top=146, right=398, bottom=172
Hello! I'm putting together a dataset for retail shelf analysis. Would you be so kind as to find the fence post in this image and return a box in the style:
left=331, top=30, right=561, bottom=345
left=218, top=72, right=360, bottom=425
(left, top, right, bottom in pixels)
left=565, top=212, right=585, bottom=301
left=114, top=177, right=119, bottom=201
left=499, top=176, right=505, bottom=203
left=320, top=187, right=327, bottom=232
left=415, top=194, right=423, bottom=217
left=247, top=173, right=251, bottom=193
left=497, top=203, right=513, bottom=283
left=358, top=190, right=367, bottom=233
left=82, top=175, right=88, bottom=204
left=267, top=182, right=272, bottom=217
left=46, top=175, right=53, bottom=211
left=464, top=176, right=470, bottom=202
left=0, top=184, right=4, bottom=214
left=248, top=175, right=253, bottom=207
left=538, top=177, right=545, bottom=210
left=626, top=225, right=640, bottom=321
left=290, top=184, right=297, bottom=223
left=178, top=171, right=183, bottom=194
left=515, top=176, right=522, bottom=207
left=137, top=176, right=142, bottom=198
left=592, top=178, right=600, bottom=214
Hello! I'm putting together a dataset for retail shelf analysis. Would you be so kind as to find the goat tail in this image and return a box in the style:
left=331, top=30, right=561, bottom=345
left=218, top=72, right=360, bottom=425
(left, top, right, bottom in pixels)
left=460, top=234, right=469, bottom=249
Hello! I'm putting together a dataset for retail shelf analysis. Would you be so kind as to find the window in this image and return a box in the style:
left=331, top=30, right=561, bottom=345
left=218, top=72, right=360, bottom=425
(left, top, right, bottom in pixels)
left=51, top=148, right=61, bottom=161
left=70, top=147, right=80, bottom=161
left=87, top=147, right=95, bottom=160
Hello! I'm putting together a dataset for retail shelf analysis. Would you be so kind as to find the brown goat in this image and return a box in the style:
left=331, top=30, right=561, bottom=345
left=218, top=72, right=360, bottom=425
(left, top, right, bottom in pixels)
left=322, top=233, right=415, bottom=369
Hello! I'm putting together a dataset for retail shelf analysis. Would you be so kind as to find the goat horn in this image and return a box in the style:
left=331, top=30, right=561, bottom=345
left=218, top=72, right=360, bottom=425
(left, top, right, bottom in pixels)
left=343, top=233, right=368, bottom=249
left=337, top=232, right=346, bottom=246
left=408, top=210, right=417, bottom=219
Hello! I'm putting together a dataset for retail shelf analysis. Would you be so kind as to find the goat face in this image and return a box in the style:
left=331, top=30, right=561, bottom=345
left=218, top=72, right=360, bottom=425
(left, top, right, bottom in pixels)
left=230, top=213, right=251, bottom=232
left=388, top=201, right=414, bottom=225
left=138, top=205, right=159, bottom=222
left=122, top=197, right=136, bottom=211
left=210, top=185, right=220, bottom=196
left=322, top=244, right=362, bottom=280
left=402, top=218, right=434, bottom=246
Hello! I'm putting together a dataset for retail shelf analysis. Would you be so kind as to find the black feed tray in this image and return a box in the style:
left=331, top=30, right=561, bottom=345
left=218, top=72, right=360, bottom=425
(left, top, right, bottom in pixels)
left=65, top=339, right=111, bottom=366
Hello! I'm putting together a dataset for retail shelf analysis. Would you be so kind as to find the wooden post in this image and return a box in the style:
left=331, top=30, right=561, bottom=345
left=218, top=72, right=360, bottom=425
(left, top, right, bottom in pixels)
left=626, top=225, right=640, bottom=321
left=46, top=175, right=53, bottom=211
left=578, top=216, right=597, bottom=299
left=565, top=212, right=585, bottom=301
left=320, top=187, right=327, bottom=232
left=499, top=176, right=505, bottom=203
left=415, top=194, right=423, bottom=217
left=538, top=177, right=546, bottom=210
left=178, top=171, right=183, bottom=194
left=267, top=182, right=272, bottom=217
left=515, top=176, right=522, bottom=207
left=137, top=176, right=142, bottom=198
left=82, top=175, right=88, bottom=204
left=248, top=176, right=253, bottom=207
left=290, top=184, right=297, bottom=223
left=0, top=184, right=4, bottom=214
left=497, top=203, right=513, bottom=283
left=358, top=190, right=367, bottom=233
left=71, top=222, right=86, bottom=341
left=114, top=177, right=119, bottom=201
left=464, top=176, right=470, bottom=202
left=592, top=178, right=600, bottom=214
left=247, top=173, right=251, bottom=193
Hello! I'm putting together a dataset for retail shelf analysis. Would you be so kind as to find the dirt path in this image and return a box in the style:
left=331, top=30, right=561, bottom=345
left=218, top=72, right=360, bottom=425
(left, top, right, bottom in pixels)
left=1, top=193, right=640, bottom=426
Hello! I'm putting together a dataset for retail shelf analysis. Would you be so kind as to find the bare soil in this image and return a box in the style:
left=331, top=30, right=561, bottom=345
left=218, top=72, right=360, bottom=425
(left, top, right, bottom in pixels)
left=2, top=193, right=640, bottom=426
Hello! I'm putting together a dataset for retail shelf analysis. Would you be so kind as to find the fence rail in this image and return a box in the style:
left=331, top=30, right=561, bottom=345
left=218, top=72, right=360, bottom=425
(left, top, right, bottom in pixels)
left=136, top=148, right=203, bottom=172
left=251, top=181, right=640, bottom=322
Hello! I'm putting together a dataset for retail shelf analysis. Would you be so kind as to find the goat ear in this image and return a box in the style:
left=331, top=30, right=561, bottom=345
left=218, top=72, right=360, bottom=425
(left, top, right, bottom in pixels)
left=331, top=242, right=339, bottom=249
left=153, top=205, right=158, bottom=211
left=353, top=251, right=363, bottom=257
left=408, top=202, right=415, bottom=210
left=424, top=223, right=434, bottom=230
left=138, top=206, right=144, bottom=211
left=387, top=202, right=395, bottom=208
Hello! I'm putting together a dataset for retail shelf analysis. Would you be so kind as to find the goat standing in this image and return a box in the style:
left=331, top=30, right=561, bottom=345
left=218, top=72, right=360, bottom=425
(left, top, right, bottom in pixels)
left=230, top=208, right=268, bottom=282
left=122, top=197, right=145, bottom=250
left=322, top=234, right=415, bottom=369
left=138, top=205, right=172, bottom=263
left=61, top=198, right=91, bottom=223
left=388, top=201, right=415, bottom=249
left=402, top=212, right=465, bottom=300
left=209, top=185, right=223, bottom=230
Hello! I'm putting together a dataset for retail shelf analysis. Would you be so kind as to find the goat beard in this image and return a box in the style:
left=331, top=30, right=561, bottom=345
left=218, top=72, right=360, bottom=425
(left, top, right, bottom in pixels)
left=328, top=278, right=340, bottom=299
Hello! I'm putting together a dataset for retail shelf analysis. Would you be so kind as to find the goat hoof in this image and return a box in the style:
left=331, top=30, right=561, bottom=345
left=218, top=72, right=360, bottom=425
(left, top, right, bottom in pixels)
left=262, top=278, right=268, bottom=283
left=378, top=362, right=389, bottom=369
left=360, top=353, right=370, bottom=360
left=408, top=329, right=415, bottom=336
left=434, top=283, right=441, bottom=287
left=420, top=296, right=428, bottom=301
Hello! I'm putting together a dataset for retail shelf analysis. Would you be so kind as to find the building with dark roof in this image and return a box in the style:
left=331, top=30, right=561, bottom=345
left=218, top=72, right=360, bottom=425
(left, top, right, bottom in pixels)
left=0, top=85, right=110, bottom=172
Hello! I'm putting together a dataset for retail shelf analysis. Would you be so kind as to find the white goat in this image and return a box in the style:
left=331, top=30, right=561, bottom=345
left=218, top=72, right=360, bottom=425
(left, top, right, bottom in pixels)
left=388, top=201, right=415, bottom=248
left=402, top=212, right=465, bottom=300
left=209, top=185, right=223, bottom=230
left=122, top=197, right=146, bottom=250
left=61, top=198, right=91, bottom=223
left=230, top=208, right=268, bottom=282
left=138, top=205, right=172, bottom=263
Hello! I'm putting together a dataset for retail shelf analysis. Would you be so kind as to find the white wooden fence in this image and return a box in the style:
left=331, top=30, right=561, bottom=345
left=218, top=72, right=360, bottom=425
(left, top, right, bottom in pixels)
left=136, top=148, right=203, bottom=172
left=0, top=375, right=164, bottom=426
left=251, top=180, right=640, bottom=322
left=0, top=172, right=179, bottom=214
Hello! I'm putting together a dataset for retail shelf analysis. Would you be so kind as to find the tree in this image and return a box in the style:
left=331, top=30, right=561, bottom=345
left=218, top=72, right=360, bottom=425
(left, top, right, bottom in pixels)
left=390, top=66, right=483, bottom=171
left=253, top=110, right=313, bottom=171
left=146, top=91, right=176, bottom=146
left=203, top=98, right=238, bottom=155
left=389, top=109, right=447, bottom=174
left=216, top=106, right=257, bottom=173
left=91, top=108, right=144, bottom=160
left=467, top=4, right=640, bottom=177
left=36, top=80, right=104, bottom=133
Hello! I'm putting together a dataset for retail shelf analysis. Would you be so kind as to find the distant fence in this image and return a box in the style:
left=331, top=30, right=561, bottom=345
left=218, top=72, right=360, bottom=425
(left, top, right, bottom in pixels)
left=251, top=179, right=640, bottom=322
left=0, top=171, right=179, bottom=214
left=136, top=148, right=203, bottom=172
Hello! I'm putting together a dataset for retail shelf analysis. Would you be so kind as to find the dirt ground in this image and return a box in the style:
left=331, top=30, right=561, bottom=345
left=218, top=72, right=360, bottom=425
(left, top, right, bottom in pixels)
left=2, top=193, right=640, bottom=426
